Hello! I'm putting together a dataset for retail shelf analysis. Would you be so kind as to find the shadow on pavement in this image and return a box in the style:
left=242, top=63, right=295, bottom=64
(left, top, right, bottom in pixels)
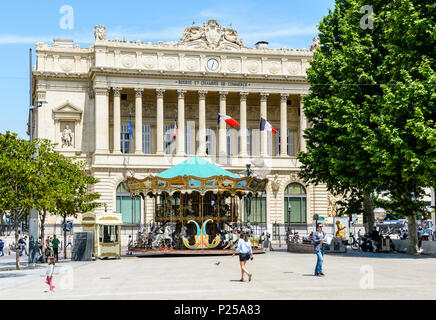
left=331, top=251, right=436, bottom=260
left=0, top=273, right=26, bottom=278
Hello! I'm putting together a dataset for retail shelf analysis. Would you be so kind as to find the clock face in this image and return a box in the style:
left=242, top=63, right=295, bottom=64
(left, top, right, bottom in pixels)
left=207, top=58, right=219, bottom=71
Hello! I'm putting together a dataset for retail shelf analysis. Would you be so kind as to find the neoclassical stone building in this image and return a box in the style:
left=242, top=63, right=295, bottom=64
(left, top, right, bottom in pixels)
left=31, top=20, right=334, bottom=237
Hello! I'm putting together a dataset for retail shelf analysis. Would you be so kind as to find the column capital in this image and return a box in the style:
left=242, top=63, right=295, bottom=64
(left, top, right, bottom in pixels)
left=113, top=87, right=122, bottom=97
left=239, top=92, right=249, bottom=101
left=260, top=92, right=269, bottom=102
left=177, top=89, right=187, bottom=98
left=198, top=90, right=208, bottom=99
left=94, top=87, right=109, bottom=96
left=156, top=89, right=165, bottom=98
left=219, top=91, right=228, bottom=100
left=134, top=88, right=144, bottom=98
left=280, top=93, right=289, bottom=103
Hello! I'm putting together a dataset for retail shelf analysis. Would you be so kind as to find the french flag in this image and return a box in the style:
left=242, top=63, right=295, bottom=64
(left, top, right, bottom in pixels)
left=217, top=113, right=240, bottom=128
left=260, top=117, right=277, bottom=134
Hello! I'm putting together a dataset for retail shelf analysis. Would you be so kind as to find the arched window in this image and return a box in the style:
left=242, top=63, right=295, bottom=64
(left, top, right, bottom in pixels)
left=116, top=182, right=141, bottom=224
left=244, top=193, right=267, bottom=224
left=284, top=183, right=307, bottom=223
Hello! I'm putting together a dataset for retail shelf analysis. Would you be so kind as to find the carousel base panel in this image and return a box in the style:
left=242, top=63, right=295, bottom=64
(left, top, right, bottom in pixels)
left=128, top=248, right=265, bottom=257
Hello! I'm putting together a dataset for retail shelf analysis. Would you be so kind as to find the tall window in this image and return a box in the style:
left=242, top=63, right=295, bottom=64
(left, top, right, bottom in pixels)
left=267, top=130, right=272, bottom=156
left=284, top=183, right=307, bottom=223
left=120, top=124, right=131, bottom=154
left=287, top=129, right=294, bottom=156
left=226, top=127, right=232, bottom=156
left=275, top=129, right=294, bottom=156
left=164, top=124, right=175, bottom=154
left=116, top=182, right=141, bottom=224
left=185, top=125, right=193, bottom=154
left=247, top=128, right=252, bottom=156
left=205, top=127, right=216, bottom=155
left=244, top=194, right=267, bottom=223
left=142, top=125, right=151, bottom=154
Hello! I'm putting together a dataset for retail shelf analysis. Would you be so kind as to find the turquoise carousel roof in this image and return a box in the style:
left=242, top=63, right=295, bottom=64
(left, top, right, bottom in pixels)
left=157, top=156, right=239, bottom=179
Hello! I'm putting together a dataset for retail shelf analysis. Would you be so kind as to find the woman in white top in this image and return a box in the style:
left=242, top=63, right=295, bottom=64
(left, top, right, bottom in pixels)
left=232, top=233, right=253, bottom=282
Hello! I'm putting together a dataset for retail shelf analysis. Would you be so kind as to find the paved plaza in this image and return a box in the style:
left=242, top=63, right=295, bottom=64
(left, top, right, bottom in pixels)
left=0, top=250, right=435, bottom=300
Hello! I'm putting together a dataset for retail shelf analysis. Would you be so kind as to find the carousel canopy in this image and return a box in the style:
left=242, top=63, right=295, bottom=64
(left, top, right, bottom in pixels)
left=157, top=156, right=239, bottom=179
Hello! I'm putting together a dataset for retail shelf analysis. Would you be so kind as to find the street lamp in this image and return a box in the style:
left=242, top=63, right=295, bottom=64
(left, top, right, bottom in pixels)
left=287, top=202, right=291, bottom=230
left=28, top=47, right=47, bottom=264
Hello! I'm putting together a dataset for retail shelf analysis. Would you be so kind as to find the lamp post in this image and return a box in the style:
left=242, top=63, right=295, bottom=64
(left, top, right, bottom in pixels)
left=287, top=202, right=291, bottom=230
left=28, top=48, right=47, bottom=264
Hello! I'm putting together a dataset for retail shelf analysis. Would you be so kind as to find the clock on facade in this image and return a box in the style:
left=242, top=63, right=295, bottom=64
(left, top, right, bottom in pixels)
left=207, top=58, right=219, bottom=71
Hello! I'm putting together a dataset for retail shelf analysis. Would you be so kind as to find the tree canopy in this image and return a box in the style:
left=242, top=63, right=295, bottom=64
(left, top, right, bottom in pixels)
left=298, top=0, right=435, bottom=254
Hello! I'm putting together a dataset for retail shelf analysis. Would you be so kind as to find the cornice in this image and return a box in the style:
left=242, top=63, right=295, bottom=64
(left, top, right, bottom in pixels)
left=89, top=67, right=309, bottom=84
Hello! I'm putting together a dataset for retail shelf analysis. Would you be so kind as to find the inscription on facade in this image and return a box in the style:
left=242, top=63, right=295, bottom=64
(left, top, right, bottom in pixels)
left=176, top=80, right=250, bottom=87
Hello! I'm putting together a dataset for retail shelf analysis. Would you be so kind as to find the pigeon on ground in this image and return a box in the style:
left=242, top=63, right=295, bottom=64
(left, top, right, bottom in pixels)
left=215, top=261, right=221, bottom=266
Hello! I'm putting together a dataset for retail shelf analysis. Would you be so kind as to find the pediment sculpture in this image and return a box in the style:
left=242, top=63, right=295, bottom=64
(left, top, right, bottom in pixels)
left=94, top=24, right=107, bottom=41
left=180, top=20, right=244, bottom=50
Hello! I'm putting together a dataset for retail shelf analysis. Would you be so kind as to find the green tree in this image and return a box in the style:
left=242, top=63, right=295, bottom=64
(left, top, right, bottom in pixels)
left=32, top=139, right=67, bottom=262
left=298, top=0, right=383, bottom=231
left=299, top=0, right=435, bottom=254
left=0, top=132, right=39, bottom=269
left=54, top=157, right=100, bottom=259
left=365, top=0, right=436, bottom=254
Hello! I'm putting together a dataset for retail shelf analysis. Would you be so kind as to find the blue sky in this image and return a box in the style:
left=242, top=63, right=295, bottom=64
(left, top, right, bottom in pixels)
left=0, top=0, right=335, bottom=138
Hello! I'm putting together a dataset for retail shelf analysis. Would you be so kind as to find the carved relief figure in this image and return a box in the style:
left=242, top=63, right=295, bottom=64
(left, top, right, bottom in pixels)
left=271, top=174, right=280, bottom=196
left=179, top=20, right=244, bottom=50
left=180, top=25, right=204, bottom=42
left=223, top=28, right=242, bottom=46
left=61, top=125, right=74, bottom=148
left=94, top=25, right=106, bottom=41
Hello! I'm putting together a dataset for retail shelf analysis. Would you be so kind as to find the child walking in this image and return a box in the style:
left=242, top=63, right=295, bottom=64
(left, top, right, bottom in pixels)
left=45, top=257, right=55, bottom=292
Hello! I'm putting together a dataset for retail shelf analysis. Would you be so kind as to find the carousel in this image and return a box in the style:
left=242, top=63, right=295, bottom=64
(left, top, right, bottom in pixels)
left=125, top=156, right=268, bottom=254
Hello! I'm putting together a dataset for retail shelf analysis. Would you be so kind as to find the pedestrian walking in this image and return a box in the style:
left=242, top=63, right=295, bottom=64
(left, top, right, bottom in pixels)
left=52, top=235, right=60, bottom=261
left=0, top=239, right=4, bottom=256
left=45, top=257, right=55, bottom=292
left=18, top=236, right=28, bottom=256
left=232, top=232, right=253, bottom=282
left=312, top=223, right=327, bottom=276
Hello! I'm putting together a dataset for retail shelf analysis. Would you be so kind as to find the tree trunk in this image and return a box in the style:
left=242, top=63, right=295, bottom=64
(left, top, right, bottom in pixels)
left=363, top=192, right=375, bottom=233
left=63, top=215, right=67, bottom=260
left=40, top=209, right=46, bottom=263
left=407, top=214, right=419, bottom=255
left=14, top=219, right=20, bottom=270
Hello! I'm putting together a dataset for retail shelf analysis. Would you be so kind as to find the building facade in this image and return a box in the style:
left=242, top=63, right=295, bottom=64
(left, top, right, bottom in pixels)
left=32, top=20, right=337, bottom=237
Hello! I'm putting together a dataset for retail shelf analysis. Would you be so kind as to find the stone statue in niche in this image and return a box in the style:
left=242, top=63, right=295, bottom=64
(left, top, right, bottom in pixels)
left=61, top=125, right=74, bottom=148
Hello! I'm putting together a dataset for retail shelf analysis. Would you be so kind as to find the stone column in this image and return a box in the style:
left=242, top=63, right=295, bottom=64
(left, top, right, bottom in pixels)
left=135, top=88, right=144, bottom=154
left=280, top=93, right=289, bottom=157
left=94, top=87, right=109, bottom=153
left=113, top=87, right=122, bottom=153
left=177, top=89, right=186, bottom=156
left=198, top=90, right=207, bottom=157
left=219, top=91, right=228, bottom=157
left=300, top=95, right=307, bottom=152
left=156, top=89, right=165, bottom=155
left=260, top=93, right=269, bottom=157
left=239, top=92, right=248, bottom=157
